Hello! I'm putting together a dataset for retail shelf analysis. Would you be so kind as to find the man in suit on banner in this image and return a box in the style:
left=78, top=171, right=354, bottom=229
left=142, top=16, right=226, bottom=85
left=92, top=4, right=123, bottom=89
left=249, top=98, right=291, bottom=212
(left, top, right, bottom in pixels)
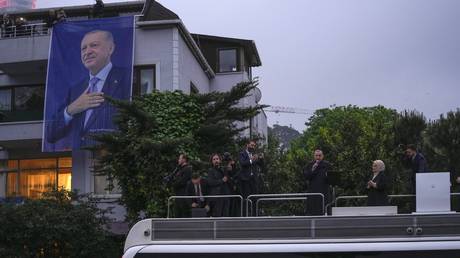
left=46, top=29, right=130, bottom=149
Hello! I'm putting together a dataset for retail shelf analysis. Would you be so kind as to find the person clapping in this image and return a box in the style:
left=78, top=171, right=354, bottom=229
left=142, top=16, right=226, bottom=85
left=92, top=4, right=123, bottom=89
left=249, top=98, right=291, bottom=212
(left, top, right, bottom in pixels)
left=366, top=160, right=389, bottom=206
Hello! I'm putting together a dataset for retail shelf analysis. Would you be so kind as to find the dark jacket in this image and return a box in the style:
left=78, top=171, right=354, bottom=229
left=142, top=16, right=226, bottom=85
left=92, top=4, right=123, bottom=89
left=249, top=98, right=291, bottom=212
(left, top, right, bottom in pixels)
left=303, top=160, right=331, bottom=215
left=303, top=160, right=331, bottom=196
left=207, top=167, right=231, bottom=195
left=45, top=66, right=131, bottom=150
left=238, top=150, right=259, bottom=181
left=366, top=171, right=389, bottom=206
left=408, top=152, right=428, bottom=193
left=411, top=152, right=428, bottom=174
left=172, top=164, right=192, bottom=195
left=185, top=179, right=209, bottom=208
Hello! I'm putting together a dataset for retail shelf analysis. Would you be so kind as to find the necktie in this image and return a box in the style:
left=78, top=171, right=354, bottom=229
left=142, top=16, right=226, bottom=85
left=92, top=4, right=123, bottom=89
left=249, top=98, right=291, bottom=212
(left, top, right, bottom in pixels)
left=84, top=77, right=100, bottom=127
left=195, top=184, right=204, bottom=203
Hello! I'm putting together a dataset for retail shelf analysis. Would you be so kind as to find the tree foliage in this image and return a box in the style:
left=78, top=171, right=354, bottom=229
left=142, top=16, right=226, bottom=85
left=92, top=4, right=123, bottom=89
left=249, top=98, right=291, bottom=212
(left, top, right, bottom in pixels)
left=426, top=109, right=460, bottom=178
left=393, top=110, right=427, bottom=148
left=0, top=189, right=119, bottom=258
left=268, top=124, right=301, bottom=150
left=265, top=105, right=460, bottom=212
left=286, top=105, right=398, bottom=196
left=94, top=80, right=266, bottom=220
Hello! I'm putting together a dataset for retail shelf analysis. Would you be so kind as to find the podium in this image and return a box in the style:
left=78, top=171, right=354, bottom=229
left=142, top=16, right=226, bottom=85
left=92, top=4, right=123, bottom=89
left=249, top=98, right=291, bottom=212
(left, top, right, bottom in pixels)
left=415, top=172, right=452, bottom=213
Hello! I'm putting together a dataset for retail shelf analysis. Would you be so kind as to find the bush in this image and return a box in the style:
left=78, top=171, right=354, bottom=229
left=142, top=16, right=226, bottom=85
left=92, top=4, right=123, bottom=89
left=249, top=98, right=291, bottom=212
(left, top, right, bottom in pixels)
left=95, top=81, right=266, bottom=220
left=0, top=189, right=120, bottom=258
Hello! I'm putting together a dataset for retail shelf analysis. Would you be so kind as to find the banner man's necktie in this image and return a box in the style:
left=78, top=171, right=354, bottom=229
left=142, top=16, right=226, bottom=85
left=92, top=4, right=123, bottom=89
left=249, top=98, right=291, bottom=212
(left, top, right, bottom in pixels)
left=84, top=77, right=100, bottom=128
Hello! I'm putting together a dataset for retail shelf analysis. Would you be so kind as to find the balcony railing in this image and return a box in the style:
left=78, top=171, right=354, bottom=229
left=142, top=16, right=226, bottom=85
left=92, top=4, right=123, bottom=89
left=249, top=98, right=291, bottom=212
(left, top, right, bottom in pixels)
left=0, top=23, right=49, bottom=39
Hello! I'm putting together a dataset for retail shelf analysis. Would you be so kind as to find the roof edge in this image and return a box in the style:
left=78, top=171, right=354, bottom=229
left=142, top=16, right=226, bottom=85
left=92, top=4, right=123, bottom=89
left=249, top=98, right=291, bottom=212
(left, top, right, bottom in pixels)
left=191, top=33, right=262, bottom=67
left=136, top=19, right=215, bottom=79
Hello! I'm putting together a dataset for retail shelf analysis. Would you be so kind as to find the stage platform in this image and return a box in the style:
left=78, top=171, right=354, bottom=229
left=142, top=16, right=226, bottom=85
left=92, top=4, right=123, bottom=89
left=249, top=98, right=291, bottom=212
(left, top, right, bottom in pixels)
left=148, top=213, right=460, bottom=241
left=123, top=213, right=460, bottom=257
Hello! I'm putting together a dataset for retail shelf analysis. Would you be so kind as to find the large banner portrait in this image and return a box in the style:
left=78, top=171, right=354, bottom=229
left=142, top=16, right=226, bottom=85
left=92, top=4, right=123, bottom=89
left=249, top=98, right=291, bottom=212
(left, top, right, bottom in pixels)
left=42, top=16, right=134, bottom=152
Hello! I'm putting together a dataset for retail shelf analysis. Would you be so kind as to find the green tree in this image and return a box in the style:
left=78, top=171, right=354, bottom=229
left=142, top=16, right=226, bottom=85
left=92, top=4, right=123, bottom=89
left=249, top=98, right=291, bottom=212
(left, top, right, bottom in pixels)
left=393, top=110, right=427, bottom=148
left=259, top=131, right=306, bottom=215
left=392, top=110, right=428, bottom=194
left=289, top=105, right=398, bottom=197
left=94, top=80, right=266, bottom=220
left=268, top=124, right=301, bottom=150
left=0, top=189, right=119, bottom=258
left=426, top=109, right=460, bottom=179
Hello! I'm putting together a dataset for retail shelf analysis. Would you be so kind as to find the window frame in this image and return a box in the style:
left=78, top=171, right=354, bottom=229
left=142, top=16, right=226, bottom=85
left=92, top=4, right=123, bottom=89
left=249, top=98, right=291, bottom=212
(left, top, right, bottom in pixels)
left=190, top=81, right=199, bottom=95
left=0, top=84, right=44, bottom=112
left=4, top=157, right=72, bottom=199
left=0, top=84, right=45, bottom=122
left=90, top=149, right=122, bottom=198
left=133, top=65, right=156, bottom=96
left=0, top=87, right=12, bottom=111
left=217, top=47, right=240, bottom=73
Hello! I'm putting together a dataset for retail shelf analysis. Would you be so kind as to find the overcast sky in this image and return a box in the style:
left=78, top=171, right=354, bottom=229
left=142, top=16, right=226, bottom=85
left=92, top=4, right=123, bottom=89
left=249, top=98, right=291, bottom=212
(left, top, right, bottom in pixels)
left=37, top=0, right=460, bottom=131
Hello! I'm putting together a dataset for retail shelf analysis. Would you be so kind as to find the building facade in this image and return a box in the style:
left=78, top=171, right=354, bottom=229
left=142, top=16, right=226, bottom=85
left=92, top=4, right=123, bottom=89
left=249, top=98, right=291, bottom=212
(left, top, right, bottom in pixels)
left=0, top=1, right=266, bottom=224
left=0, top=0, right=36, bottom=12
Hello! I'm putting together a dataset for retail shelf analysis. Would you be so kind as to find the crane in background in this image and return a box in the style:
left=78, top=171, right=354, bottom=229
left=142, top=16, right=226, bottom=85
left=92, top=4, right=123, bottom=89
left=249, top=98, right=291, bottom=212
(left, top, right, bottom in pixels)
left=264, top=106, right=313, bottom=115
left=264, top=106, right=314, bottom=127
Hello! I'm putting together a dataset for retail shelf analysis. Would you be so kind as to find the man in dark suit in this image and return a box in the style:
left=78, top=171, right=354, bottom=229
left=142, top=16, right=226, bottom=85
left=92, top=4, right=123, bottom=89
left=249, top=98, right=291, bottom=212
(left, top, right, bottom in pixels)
left=46, top=30, right=131, bottom=149
left=303, top=149, right=331, bottom=215
left=172, top=153, right=193, bottom=218
left=238, top=140, right=260, bottom=199
left=186, top=173, right=210, bottom=217
left=207, top=154, right=232, bottom=217
left=405, top=144, right=428, bottom=194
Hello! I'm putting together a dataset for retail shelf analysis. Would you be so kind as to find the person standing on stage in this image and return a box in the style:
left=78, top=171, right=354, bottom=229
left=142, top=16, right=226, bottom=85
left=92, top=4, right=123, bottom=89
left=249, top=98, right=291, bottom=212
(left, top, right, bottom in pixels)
left=366, top=160, right=389, bottom=206
left=172, top=153, right=192, bottom=218
left=303, top=149, right=331, bottom=215
left=404, top=144, right=428, bottom=194
left=207, top=154, right=231, bottom=217
left=238, top=140, right=261, bottom=199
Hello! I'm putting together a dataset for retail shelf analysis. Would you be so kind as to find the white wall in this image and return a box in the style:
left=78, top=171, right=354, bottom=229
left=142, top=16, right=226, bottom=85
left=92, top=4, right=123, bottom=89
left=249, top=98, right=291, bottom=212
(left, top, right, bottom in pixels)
left=134, top=28, right=174, bottom=91
left=0, top=36, right=50, bottom=64
left=178, top=32, right=210, bottom=94
left=210, top=72, right=249, bottom=93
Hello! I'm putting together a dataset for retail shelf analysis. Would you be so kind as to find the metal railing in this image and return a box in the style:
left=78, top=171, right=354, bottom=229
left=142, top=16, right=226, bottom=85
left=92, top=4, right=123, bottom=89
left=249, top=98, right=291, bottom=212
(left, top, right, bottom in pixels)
left=334, top=194, right=416, bottom=207
left=246, top=193, right=325, bottom=217
left=255, top=197, right=308, bottom=216
left=167, top=192, right=460, bottom=218
left=167, top=194, right=244, bottom=218
left=0, top=23, right=49, bottom=39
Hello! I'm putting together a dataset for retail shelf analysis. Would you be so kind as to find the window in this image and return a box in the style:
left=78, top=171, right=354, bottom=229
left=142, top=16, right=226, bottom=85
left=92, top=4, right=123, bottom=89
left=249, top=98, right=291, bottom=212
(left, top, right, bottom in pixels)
left=0, top=89, right=12, bottom=111
left=14, top=86, right=44, bottom=111
left=0, top=85, right=45, bottom=122
left=92, top=149, right=121, bottom=196
left=133, top=65, right=156, bottom=96
left=94, top=174, right=121, bottom=196
left=190, top=82, right=199, bottom=95
left=5, top=157, right=72, bottom=199
left=218, top=48, right=239, bottom=73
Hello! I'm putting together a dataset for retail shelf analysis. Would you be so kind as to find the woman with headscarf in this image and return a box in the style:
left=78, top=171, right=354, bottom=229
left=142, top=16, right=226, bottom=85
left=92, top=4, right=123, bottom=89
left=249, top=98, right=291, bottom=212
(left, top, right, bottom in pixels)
left=366, top=160, right=389, bottom=206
